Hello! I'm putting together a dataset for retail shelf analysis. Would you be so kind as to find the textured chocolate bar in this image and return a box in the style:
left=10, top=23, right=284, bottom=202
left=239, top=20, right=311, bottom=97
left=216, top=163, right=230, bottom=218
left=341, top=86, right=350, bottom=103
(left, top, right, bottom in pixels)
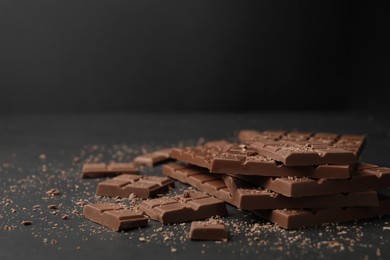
left=133, top=149, right=172, bottom=167
left=253, top=195, right=390, bottom=229
left=237, top=163, right=390, bottom=197
left=211, top=144, right=352, bottom=179
left=138, top=191, right=228, bottom=224
left=82, top=163, right=138, bottom=178
left=189, top=221, right=228, bottom=241
left=96, top=174, right=175, bottom=199
left=162, top=163, right=379, bottom=209
left=83, top=203, right=148, bottom=231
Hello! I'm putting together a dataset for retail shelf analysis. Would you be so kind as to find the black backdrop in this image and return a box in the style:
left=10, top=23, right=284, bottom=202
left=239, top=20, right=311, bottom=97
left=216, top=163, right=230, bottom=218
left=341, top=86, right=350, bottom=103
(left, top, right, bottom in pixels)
left=0, top=1, right=389, bottom=113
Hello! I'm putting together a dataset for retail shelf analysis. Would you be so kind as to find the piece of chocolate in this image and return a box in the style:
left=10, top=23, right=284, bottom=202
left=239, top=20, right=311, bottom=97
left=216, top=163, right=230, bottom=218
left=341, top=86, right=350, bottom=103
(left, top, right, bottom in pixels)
left=252, top=195, right=390, bottom=229
left=189, top=221, right=228, bottom=241
left=236, top=163, right=390, bottom=197
left=249, top=139, right=357, bottom=166
left=83, top=203, right=148, bottom=231
left=82, top=163, right=138, bottom=178
left=163, top=163, right=379, bottom=209
left=138, top=191, right=228, bottom=224
left=133, top=149, right=172, bottom=167
left=96, top=174, right=175, bottom=199
left=211, top=144, right=352, bottom=179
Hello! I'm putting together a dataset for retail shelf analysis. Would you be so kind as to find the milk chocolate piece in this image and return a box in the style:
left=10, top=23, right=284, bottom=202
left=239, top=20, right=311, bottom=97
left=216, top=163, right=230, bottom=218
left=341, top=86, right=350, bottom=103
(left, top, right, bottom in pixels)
left=253, top=195, right=390, bottom=229
left=83, top=203, right=148, bottom=231
left=163, top=163, right=379, bottom=209
left=96, top=174, right=175, bottom=199
left=133, top=149, right=172, bottom=167
left=138, top=191, right=228, bottom=224
left=238, top=163, right=390, bottom=197
left=249, top=139, right=357, bottom=166
left=82, top=163, right=138, bottom=178
left=211, top=145, right=352, bottom=179
left=189, top=221, right=228, bottom=241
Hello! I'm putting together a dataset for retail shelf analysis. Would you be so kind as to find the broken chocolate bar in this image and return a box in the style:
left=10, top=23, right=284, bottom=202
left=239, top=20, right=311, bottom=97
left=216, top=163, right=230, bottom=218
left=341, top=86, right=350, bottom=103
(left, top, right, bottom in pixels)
left=252, top=195, right=390, bottom=229
left=96, top=174, right=175, bottom=199
left=82, top=163, right=138, bottom=178
left=163, top=163, right=379, bottom=209
left=138, top=191, right=228, bottom=224
left=83, top=203, right=148, bottom=231
left=133, top=149, right=172, bottom=167
left=189, top=221, right=228, bottom=241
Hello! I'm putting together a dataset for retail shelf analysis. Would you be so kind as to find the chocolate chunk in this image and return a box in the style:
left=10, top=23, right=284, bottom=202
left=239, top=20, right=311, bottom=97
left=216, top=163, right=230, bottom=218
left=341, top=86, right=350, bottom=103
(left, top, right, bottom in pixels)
left=252, top=195, right=390, bottom=229
left=138, top=191, right=228, bottom=224
left=238, top=163, right=390, bottom=197
left=81, top=163, right=138, bottom=178
left=96, top=174, right=175, bottom=199
left=211, top=144, right=352, bottom=179
left=163, top=163, right=379, bottom=209
left=189, top=221, right=228, bottom=241
left=133, top=149, right=172, bottom=167
left=83, top=203, right=148, bottom=231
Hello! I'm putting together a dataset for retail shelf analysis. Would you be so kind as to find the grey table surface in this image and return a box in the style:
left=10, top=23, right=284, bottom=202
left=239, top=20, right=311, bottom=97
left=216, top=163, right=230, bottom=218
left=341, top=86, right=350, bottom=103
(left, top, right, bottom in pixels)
left=1, top=112, right=390, bottom=260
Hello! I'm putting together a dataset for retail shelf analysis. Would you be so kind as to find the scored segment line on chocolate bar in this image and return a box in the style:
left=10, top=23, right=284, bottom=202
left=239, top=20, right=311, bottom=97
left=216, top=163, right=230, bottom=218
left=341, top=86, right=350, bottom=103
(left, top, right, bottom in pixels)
left=235, top=163, right=390, bottom=197
left=83, top=203, right=148, bottom=231
left=162, top=163, right=380, bottom=210
left=138, top=191, right=228, bottom=224
left=82, top=163, right=139, bottom=178
left=96, top=174, right=175, bottom=199
left=133, top=149, right=172, bottom=167
left=252, top=196, right=390, bottom=229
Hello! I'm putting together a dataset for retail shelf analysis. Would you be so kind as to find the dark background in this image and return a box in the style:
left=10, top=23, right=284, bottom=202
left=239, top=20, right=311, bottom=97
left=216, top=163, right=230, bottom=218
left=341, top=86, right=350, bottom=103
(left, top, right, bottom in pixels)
left=0, top=1, right=389, bottom=113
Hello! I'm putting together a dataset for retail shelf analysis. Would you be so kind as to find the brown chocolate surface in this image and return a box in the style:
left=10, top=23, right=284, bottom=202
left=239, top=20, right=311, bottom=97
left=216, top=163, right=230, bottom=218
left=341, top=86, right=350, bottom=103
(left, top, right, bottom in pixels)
left=83, top=203, right=148, bottom=231
left=133, top=148, right=172, bottom=167
left=138, top=191, right=228, bottom=224
left=211, top=144, right=352, bottom=179
left=81, top=163, right=138, bottom=178
left=96, top=174, right=175, bottom=199
left=253, top=195, right=390, bottom=229
left=189, top=221, right=228, bottom=241
left=162, top=163, right=379, bottom=210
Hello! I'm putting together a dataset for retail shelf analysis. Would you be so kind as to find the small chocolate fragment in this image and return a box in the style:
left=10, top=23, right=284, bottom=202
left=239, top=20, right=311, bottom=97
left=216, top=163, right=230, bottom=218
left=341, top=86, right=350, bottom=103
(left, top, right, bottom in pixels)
left=81, top=163, right=138, bottom=178
left=253, top=195, right=390, bottom=229
left=133, top=149, right=172, bottom=167
left=211, top=144, right=352, bottom=179
left=189, top=221, right=228, bottom=241
left=96, top=174, right=175, bottom=199
left=83, top=203, right=148, bottom=231
left=138, top=191, right=228, bottom=224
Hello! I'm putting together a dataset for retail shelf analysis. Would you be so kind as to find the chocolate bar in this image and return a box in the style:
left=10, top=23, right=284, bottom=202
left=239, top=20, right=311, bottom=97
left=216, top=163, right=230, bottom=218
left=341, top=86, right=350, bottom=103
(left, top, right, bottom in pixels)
left=236, top=163, right=390, bottom=197
left=138, top=191, right=228, bottom=224
left=83, top=203, right=148, bottom=231
left=162, top=163, right=379, bottom=209
left=252, top=195, right=390, bottom=229
left=189, top=221, right=228, bottom=241
left=96, top=174, right=175, bottom=199
left=133, top=149, right=172, bottom=167
left=82, top=163, right=138, bottom=178
left=211, top=144, right=352, bottom=179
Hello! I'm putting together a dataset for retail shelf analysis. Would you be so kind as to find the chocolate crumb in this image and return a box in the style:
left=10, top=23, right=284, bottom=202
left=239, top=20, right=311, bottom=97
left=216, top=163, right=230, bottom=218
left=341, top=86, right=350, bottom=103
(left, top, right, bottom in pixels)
left=21, top=220, right=32, bottom=225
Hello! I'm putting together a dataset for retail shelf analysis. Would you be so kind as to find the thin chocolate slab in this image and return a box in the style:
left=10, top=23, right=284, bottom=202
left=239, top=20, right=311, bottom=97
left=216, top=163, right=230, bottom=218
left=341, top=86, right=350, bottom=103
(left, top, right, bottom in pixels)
left=82, top=163, right=138, bottom=178
left=237, top=163, right=390, bottom=197
left=138, top=191, right=228, bottom=224
left=83, top=203, right=148, bottom=231
left=211, top=144, right=352, bottom=179
left=96, top=174, right=175, bottom=199
left=133, top=149, right=172, bottom=167
left=189, top=221, right=228, bottom=241
left=253, top=195, right=390, bottom=229
left=249, top=139, right=357, bottom=166
left=163, top=163, right=379, bottom=209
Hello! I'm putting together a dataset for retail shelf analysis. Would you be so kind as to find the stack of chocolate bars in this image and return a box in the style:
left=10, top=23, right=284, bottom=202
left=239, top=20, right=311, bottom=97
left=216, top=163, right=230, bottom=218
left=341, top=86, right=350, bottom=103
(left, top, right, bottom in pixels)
left=164, top=130, right=390, bottom=229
